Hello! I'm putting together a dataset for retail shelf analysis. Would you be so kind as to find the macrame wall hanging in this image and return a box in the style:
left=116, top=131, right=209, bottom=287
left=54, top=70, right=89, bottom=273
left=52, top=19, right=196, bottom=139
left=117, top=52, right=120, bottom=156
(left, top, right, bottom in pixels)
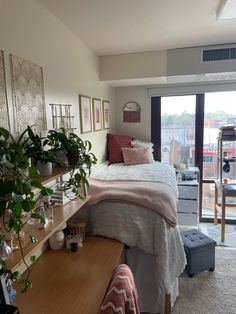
left=0, top=50, right=10, bottom=130
left=10, top=54, right=47, bottom=133
left=123, top=101, right=141, bottom=123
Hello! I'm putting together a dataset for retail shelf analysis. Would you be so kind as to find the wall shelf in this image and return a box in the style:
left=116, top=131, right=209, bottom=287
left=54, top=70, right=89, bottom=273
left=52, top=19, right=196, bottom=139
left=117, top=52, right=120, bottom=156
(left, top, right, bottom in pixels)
left=5, top=168, right=87, bottom=272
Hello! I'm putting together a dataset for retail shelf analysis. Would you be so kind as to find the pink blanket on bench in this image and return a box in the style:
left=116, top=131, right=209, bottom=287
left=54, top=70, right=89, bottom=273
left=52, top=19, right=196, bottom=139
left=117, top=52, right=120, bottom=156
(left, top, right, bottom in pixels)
left=88, top=177, right=178, bottom=227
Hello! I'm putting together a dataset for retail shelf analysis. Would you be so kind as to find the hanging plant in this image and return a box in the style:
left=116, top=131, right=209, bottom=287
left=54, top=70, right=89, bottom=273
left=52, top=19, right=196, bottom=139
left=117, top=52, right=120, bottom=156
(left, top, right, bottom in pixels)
left=0, top=127, right=53, bottom=292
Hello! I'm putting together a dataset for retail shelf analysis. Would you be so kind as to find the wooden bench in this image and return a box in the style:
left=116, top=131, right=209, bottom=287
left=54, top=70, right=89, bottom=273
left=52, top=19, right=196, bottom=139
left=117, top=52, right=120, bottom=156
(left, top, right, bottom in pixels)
left=15, top=236, right=124, bottom=314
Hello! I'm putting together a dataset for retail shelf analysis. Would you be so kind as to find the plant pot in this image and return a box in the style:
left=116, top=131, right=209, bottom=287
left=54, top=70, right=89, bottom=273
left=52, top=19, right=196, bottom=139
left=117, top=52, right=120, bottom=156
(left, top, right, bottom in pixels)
left=37, top=161, right=52, bottom=176
left=54, top=150, right=67, bottom=167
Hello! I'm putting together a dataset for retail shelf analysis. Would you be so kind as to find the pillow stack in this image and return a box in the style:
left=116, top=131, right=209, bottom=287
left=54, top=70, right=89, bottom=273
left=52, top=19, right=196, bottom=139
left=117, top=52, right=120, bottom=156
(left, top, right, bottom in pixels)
left=107, top=133, right=154, bottom=165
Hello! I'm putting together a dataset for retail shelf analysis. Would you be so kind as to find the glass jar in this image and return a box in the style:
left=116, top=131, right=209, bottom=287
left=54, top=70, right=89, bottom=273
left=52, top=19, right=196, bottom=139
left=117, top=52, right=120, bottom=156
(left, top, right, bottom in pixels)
left=11, top=231, right=25, bottom=250
left=49, top=230, right=65, bottom=250
left=0, top=235, right=12, bottom=260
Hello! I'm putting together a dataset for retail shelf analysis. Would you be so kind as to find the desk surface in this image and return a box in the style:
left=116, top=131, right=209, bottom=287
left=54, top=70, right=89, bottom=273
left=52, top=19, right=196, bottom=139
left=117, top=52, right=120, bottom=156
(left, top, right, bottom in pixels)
left=15, top=236, right=124, bottom=314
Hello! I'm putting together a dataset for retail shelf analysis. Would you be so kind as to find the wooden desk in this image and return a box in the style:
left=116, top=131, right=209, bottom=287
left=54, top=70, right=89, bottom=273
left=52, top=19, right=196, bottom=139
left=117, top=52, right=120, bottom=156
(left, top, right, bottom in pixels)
left=214, top=181, right=236, bottom=242
left=15, top=236, right=124, bottom=314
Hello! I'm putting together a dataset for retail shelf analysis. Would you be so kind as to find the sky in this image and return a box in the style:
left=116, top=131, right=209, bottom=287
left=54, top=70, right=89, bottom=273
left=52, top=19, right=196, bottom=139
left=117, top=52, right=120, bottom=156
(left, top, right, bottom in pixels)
left=162, top=91, right=236, bottom=115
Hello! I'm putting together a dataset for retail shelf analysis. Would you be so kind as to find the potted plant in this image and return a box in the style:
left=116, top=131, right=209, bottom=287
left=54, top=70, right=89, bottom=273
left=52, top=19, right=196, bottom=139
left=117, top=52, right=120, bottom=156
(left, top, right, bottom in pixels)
left=23, top=126, right=57, bottom=176
left=47, top=129, right=97, bottom=197
left=46, top=128, right=69, bottom=167
left=0, top=126, right=52, bottom=292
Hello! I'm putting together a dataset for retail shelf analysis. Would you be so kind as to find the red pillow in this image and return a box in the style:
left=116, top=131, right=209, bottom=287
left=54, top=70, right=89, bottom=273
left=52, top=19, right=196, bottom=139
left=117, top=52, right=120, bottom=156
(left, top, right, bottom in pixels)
left=107, top=134, right=133, bottom=164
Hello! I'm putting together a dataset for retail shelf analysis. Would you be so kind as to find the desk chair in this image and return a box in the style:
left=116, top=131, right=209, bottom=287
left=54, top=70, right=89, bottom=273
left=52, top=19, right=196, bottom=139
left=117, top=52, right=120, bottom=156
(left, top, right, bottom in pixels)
left=214, top=183, right=236, bottom=242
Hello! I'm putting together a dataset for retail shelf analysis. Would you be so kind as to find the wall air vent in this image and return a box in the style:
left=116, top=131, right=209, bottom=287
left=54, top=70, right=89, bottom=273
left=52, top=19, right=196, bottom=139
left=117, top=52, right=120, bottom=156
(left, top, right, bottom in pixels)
left=203, top=47, right=236, bottom=62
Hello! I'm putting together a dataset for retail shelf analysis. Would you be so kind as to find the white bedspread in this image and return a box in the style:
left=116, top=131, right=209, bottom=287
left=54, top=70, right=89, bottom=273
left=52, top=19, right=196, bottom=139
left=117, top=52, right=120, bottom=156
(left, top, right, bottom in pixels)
left=90, top=161, right=178, bottom=196
left=89, top=201, right=186, bottom=294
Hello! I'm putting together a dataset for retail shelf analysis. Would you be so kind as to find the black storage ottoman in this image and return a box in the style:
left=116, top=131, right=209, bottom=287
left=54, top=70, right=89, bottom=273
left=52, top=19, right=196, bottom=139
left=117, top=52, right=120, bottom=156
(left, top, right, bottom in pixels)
left=181, top=229, right=217, bottom=277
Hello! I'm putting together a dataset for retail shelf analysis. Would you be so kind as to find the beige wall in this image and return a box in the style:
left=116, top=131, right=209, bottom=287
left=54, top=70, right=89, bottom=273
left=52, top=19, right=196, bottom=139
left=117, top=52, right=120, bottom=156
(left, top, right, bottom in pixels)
left=100, top=50, right=166, bottom=81
left=0, top=0, right=115, bottom=164
left=115, top=86, right=151, bottom=141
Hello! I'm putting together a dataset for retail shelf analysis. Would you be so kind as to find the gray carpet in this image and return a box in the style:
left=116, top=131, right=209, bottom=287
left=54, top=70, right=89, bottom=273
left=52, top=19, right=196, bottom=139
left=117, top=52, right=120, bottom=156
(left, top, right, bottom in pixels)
left=199, top=223, right=236, bottom=248
left=171, top=247, right=236, bottom=314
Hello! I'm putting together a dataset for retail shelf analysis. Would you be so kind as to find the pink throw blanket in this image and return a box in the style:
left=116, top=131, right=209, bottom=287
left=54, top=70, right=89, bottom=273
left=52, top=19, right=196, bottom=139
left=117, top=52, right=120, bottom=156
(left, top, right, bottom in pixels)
left=99, top=264, right=140, bottom=314
left=88, top=178, right=177, bottom=227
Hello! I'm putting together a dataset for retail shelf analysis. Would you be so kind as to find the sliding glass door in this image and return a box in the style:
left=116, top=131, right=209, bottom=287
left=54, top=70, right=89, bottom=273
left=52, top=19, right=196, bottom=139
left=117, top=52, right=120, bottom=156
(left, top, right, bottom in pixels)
left=202, top=91, right=236, bottom=220
left=161, top=95, right=196, bottom=167
left=152, top=91, right=236, bottom=223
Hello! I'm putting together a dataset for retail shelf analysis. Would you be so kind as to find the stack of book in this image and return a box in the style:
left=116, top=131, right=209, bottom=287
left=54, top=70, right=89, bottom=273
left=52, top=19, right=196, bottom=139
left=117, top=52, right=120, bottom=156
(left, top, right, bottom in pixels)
left=51, top=183, right=77, bottom=205
left=219, top=124, right=236, bottom=140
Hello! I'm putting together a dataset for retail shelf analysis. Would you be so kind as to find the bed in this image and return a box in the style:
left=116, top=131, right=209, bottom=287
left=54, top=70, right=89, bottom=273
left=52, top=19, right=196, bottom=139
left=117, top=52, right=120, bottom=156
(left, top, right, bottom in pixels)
left=87, top=160, right=186, bottom=313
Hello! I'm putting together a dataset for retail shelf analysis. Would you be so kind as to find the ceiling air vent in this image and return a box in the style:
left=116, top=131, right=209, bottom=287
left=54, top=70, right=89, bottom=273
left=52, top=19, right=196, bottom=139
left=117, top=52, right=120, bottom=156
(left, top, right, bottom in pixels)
left=203, top=47, right=236, bottom=62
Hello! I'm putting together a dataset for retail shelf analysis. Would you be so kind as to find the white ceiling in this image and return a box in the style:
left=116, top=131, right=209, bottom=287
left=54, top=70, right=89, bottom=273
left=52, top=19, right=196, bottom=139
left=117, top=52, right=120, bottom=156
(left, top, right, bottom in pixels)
left=39, top=0, right=236, bottom=56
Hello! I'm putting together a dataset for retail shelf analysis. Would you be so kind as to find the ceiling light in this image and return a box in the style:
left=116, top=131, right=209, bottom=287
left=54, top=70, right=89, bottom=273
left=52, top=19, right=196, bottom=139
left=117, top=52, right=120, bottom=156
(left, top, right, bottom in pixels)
left=217, top=0, right=236, bottom=20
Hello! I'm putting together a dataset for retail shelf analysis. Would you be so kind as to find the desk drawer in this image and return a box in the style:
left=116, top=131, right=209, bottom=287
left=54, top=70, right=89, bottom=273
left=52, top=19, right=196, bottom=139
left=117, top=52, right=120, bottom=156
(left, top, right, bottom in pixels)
left=178, top=185, right=198, bottom=200
left=177, top=199, right=198, bottom=214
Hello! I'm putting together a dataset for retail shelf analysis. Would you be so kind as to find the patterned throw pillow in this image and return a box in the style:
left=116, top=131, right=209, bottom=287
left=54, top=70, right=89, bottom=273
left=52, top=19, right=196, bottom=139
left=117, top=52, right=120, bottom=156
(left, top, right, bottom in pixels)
left=122, top=147, right=153, bottom=165
left=107, top=134, right=133, bottom=164
left=131, top=139, right=154, bottom=161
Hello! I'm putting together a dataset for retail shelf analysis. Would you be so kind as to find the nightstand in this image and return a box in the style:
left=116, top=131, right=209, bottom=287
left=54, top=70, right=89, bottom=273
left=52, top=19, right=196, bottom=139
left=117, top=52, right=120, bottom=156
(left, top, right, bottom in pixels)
left=177, top=168, right=200, bottom=227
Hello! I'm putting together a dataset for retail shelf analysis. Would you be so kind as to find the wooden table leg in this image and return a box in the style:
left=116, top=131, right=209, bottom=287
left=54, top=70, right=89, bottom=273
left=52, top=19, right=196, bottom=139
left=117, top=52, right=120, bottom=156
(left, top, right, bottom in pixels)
left=164, top=294, right=171, bottom=314
left=221, top=192, right=225, bottom=243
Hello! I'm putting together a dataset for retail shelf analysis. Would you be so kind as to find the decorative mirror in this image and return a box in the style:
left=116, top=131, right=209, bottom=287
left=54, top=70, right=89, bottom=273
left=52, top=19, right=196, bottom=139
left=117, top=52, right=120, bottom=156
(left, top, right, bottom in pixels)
left=123, top=101, right=141, bottom=123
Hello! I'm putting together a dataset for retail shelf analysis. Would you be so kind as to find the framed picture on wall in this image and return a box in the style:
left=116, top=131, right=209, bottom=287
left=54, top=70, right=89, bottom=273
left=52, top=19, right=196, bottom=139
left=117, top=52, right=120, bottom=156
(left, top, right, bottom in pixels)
left=79, top=94, right=92, bottom=134
left=102, top=100, right=110, bottom=129
left=92, top=98, right=102, bottom=131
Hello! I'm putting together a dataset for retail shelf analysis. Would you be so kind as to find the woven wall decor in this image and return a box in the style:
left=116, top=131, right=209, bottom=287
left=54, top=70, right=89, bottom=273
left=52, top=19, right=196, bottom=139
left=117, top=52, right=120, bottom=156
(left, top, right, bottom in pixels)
left=123, top=101, right=141, bottom=123
left=10, top=54, right=46, bottom=133
left=0, top=50, right=10, bottom=130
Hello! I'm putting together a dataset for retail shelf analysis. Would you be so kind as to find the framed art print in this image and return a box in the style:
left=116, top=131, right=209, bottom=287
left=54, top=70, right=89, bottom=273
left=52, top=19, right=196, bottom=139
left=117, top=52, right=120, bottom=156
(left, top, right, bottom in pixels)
left=102, top=100, right=110, bottom=129
left=92, top=98, right=102, bottom=131
left=79, top=94, right=92, bottom=134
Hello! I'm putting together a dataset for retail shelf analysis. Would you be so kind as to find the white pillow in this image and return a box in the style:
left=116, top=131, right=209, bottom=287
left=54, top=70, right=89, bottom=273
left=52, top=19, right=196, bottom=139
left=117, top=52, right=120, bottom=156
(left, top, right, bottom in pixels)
left=131, top=139, right=154, bottom=161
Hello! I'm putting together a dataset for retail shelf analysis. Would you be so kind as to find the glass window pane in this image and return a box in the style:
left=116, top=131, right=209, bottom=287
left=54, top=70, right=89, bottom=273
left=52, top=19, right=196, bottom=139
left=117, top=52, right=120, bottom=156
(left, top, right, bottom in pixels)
left=161, top=95, right=196, bottom=167
left=203, top=91, right=236, bottom=180
left=203, top=91, right=236, bottom=219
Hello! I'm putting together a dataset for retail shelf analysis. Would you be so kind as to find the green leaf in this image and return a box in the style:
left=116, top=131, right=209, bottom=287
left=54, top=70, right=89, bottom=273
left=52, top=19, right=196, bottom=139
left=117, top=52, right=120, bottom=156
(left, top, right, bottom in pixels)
left=27, top=126, right=36, bottom=142
left=0, top=127, right=11, bottom=140
left=22, top=199, right=36, bottom=211
left=31, top=212, right=44, bottom=222
left=31, top=179, right=43, bottom=189
left=18, top=278, right=32, bottom=293
left=30, top=255, right=36, bottom=263
left=10, top=271, right=20, bottom=281
left=29, top=165, right=39, bottom=177
left=40, top=187, right=53, bottom=196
